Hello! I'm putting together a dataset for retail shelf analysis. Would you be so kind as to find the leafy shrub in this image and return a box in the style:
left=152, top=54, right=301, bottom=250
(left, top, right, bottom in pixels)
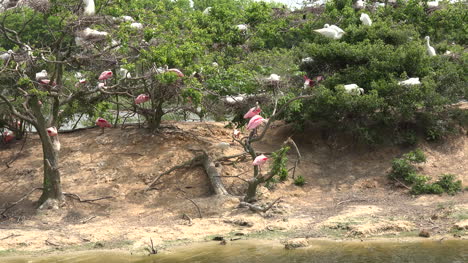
left=294, top=176, right=305, bottom=186
left=270, top=146, right=290, bottom=182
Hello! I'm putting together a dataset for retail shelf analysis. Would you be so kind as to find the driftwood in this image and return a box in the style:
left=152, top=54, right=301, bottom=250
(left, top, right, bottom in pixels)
left=239, top=197, right=281, bottom=213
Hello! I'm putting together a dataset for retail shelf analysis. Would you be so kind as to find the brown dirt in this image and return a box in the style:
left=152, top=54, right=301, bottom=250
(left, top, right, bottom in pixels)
left=0, top=121, right=467, bottom=254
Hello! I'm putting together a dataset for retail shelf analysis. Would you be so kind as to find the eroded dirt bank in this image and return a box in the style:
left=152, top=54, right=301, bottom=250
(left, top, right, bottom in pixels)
left=0, top=121, right=467, bottom=255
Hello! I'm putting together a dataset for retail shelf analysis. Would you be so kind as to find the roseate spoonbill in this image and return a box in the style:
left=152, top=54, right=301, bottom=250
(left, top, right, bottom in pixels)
left=398, top=78, right=421, bottom=86
left=46, top=127, right=58, bottom=136
left=83, top=0, right=95, bottom=15
left=168, top=68, right=184, bottom=77
left=130, top=23, right=143, bottom=29
left=425, top=36, right=436, bottom=57
left=2, top=130, right=14, bottom=143
left=96, top=117, right=111, bottom=133
left=203, top=7, right=212, bottom=15
left=0, top=50, right=13, bottom=60
left=244, top=105, right=261, bottom=119
left=135, top=94, right=150, bottom=104
left=236, top=24, right=248, bottom=31
left=252, top=154, right=268, bottom=166
left=360, top=13, right=372, bottom=26
left=344, top=84, right=364, bottom=95
left=35, top=70, right=48, bottom=81
left=314, top=24, right=345, bottom=40
left=247, top=115, right=265, bottom=130
left=99, top=70, right=113, bottom=80
left=266, top=74, right=280, bottom=82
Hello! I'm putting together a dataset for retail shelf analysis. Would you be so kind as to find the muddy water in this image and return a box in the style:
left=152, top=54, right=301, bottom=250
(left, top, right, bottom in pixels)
left=3, top=240, right=467, bottom=263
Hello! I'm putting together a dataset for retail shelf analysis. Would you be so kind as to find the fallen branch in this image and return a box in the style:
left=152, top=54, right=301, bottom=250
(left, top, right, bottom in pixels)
left=1, top=187, right=42, bottom=217
left=145, top=154, right=205, bottom=191
left=45, top=239, right=59, bottom=246
left=182, top=213, right=193, bottom=225
left=81, top=216, right=96, bottom=224
left=0, top=234, right=21, bottom=240
left=63, top=192, right=113, bottom=203
left=393, top=178, right=412, bottom=190
left=239, top=197, right=281, bottom=213
left=336, top=199, right=367, bottom=206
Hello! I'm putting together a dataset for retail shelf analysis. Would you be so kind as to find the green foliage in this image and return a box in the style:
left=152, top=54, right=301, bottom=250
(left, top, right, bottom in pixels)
left=389, top=150, right=462, bottom=195
left=294, top=175, right=305, bottom=186
left=267, top=146, right=290, bottom=185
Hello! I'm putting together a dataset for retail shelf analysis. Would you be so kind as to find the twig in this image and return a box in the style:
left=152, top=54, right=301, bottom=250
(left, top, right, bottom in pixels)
left=182, top=213, right=193, bottom=225
left=393, top=178, right=411, bottom=190
left=63, top=193, right=113, bottom=203
left=5, top=131, right=28, bottom=168
left=144, top=238, right=157, bottom=255
left=176, top=188, right=202, bottom=218
left=81, top=216, right=96, bottom=224
left=45, top=239, right=59, bottom=246
left=1, top=187, right=42, bottom=217
left=0, top=234, right=20, bottom=240
left=336, top=199, right=367, bottom=206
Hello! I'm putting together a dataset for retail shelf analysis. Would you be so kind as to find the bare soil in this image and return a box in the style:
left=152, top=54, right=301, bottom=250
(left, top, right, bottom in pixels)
left=0, top=121, right=467, bottom=254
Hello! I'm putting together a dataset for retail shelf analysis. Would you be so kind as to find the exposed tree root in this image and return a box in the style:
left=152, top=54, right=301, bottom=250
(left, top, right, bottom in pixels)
left=1, top=187, right=43, bottom=217
left=239, top=197, right=282, bottom=213
left=63, top=192, right=113, bottom=203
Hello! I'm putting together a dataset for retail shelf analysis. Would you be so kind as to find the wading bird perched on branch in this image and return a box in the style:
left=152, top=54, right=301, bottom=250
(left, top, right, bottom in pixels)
left=203, top=7, right=212, bottom=15
left=0, top=50, right=13, bottom=60
left=135, top=94, right=150, bottom=104
left=398, top=78, right=421, bottom=86
left=314, top=24, right=345, bottom=40
left=35, top=70, right=48, bottom=81
left=360, top=13, right=372, bottom=26
left=47, top=127, right=58, bottom=136
left=83, top=0, right=95, bottom=16
left=425, top=36, right=436, bottom=57
left=247, top=115, right=266, bottom=130
left=344, top=84, right=364, bottom=95
left=244, top=103, right=261, bottom=119
left=99, top=70, right=113, bottom=81
left=252, top=154, right=268, bottom=166
left=168, top=68, right=184, bottom=77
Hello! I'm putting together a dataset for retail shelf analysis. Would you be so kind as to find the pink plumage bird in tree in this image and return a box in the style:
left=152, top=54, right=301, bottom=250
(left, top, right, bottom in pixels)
left=135, top=94, right=150, bottom=104
left=2, top=130, right=15, bottom=143
left=303, top=75, right=324, bottom=89
left=46, top=127, right=58, bottom=136
left=247, top=115, right=265, bottom=130
left=168, top=68, right=184, bottom=77
left=96, top=117, right=112, bottom=128
left=98, top=71, right=113, bottom=80
left=252, top=154, right=268, bottom=166
left=244, top=105, right=261, bottom=119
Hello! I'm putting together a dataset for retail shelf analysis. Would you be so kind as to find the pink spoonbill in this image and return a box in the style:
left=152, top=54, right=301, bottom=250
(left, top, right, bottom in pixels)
left=247, top=115, right=265, bottom=130
left=168, top=68, right=184, bottom=77
left=252, top=154, right=268, bottom=166
left=46, top=127, right=58, bottom=136
left=135, top=94, right=150, bottom=104
left=2, top=130, right=15, bottom=143
left=96, top=117, right=111, bottom=134
left=244, top=104, right=261, bottom=119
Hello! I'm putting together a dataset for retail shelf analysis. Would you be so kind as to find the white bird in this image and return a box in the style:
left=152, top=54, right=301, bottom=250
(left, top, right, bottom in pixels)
left=75, top=36, right=86, bottom=47
left=344, top=84, right=364, bottom=95
left=360, top=13, right=372, bottom=26
left=81, top=28, right=108, bottom=40
left=203, top=7, right=212, bottom=15
left=301, top=57, right=314, bottom=63
left=121, top=16, right=135, bottom=22
left=130, top=23, right=143, bottom=29
left=398, top=78, right=421, bottom=86
left=236, top=24, right=248, bottom=31
left=354, top=0, right=365, bottom=9
left=83, top=0, right=95, bottom=16
left=225, top=95, right=245, bottom=104
left=374, top=2, right=385, bottom=8
left=427, top=0, right=439, bottom=7
left=212, top=62, right=219, bottom=67
left=266, top=74, right=280, bottom=82
left=424, top=36, right=436, bottom=57
left=118, top=68, right=131, bottom=78
left=0, top=50, right=13, bottom=60
left=35, top=70, right=48, bottom=81
left=314, top=24, right=345, bottom=40
left=444, top=50, right=451, bottom=55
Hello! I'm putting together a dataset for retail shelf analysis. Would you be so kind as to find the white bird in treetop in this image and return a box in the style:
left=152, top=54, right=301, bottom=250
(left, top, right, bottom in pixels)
left=266, top=74, right=280, bottom=82
left=398, top=78, right=421, bottom=86
left=81, top=28, right=108, bottom=40
left=360, top=13, right=372, bottom=26
left=121, top=16, right=135, bottom=22
left=314, top=24, right=345, bottom=40
left=425, top=36, right=436, bottom=57
left=0, top=50, right=13, bottom=60
left=130, top=23, right=143, bottom=29
left=354, top=0, right=365, bottom=9
left=236, top=24, right=248, bottom=31
left=344, top=84, right=364, bottom=95
left=83, top=0, right=95, bottom=16
left=203, top=7, right=212, bottom=15
left=35, top=70, right=48, bottom=81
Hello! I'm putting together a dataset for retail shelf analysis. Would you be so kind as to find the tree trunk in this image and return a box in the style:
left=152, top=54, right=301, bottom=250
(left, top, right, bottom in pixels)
left=202, top=154, right=229, bottom=196
left=37, top=130, right=63, bottom=207
left=244, top=178, right=261, bottom=202
left=147, top=103, right=164, bottom=132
